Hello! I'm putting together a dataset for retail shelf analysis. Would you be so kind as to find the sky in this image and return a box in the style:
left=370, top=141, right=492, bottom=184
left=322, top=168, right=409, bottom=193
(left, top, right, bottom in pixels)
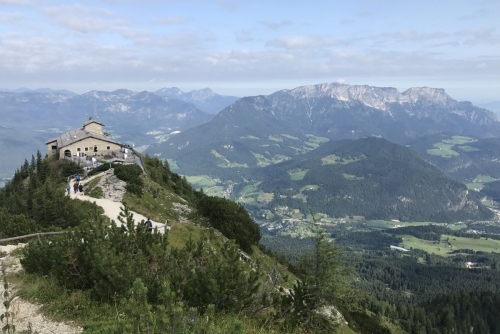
left=0, top=0, right=499, bottom=103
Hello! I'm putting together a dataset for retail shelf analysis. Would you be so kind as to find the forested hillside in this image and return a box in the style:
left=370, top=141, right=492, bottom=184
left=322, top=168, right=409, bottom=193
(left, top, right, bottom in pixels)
left=3, top=152, right=500, bottom=333
left=242, top=137, right=493, bottom=222
left=1, top=154, right=383, bottom=333
left=264, top=221, right=500, bottom=334
left=408, top=135, right=500, bottom=182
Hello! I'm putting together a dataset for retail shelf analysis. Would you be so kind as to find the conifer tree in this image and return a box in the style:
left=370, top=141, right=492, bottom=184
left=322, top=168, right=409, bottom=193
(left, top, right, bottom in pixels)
left=274, top=228, right=355, bottom=333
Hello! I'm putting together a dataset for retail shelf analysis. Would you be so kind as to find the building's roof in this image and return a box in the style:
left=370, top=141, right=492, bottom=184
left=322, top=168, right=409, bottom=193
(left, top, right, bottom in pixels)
left=83, top=118, right=104, bottom=127
left=45, top=128, right=121, bottom=148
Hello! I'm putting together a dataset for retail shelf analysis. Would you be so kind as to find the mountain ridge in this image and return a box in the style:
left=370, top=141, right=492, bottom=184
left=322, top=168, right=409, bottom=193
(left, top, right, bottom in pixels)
left=154, top=87, right=240, bottom=114
left=287, top=83, right=454, bottom=110
left=148, top=82, right=500, bottom=176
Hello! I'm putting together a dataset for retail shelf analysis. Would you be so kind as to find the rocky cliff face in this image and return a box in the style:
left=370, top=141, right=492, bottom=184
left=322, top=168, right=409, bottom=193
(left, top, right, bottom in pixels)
left=248, top=83, right=499, bottom=140
left=279, top=83, right=496, bottom=123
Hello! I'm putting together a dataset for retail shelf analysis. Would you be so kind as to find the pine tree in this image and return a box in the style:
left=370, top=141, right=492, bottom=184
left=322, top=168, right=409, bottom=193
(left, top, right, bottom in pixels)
left=274, top=228, right=356, bottom=333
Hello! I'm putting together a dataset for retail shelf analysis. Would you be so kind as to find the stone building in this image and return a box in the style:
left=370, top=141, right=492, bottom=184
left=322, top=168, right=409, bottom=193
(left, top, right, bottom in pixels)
left=45, top=118, right=122, bottom=160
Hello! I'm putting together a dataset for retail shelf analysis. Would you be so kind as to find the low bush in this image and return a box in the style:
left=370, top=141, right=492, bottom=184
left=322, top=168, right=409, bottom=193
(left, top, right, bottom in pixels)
left=0, top=208, right=37, bottom=239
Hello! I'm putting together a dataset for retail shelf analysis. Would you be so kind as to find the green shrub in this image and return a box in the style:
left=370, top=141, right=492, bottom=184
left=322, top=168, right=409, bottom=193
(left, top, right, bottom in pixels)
left=0, top=208, right=37, bottom=238
left=55, top=160, right=84, bottom=179
left=87, top=163, right=111, bottom=177
left=114, top=164, right=144, bottom=196
left=22, top=208, right=167, bottom=300
left=197, top=195, right=261, bottom=253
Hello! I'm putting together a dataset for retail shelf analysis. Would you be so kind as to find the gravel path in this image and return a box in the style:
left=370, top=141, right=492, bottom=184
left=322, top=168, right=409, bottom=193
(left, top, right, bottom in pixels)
left=1, top=245, right=82, bottom=334
left=69, top=170, right=168, bottom=232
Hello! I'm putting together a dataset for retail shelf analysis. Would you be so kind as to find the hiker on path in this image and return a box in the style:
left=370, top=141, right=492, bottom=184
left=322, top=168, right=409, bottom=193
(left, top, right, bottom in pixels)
left=73, top=182, right=78, bottom=194
left=66, top=184, right=71, bottom=195
left=144, top=218, right=153, bottom=232
left=78, top=183, right=84, bottom=193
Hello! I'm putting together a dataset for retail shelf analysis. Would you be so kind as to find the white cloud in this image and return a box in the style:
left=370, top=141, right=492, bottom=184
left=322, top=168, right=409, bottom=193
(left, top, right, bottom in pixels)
left=261, top=20, right=293, bottom=30
left=234, top=30, right=253, bottom=43
left=0, top=0, right=31, bottom=5
left=391, top=30, right=450, bottom=43
left=152, top=16, right=189, bottom=25
left=0, top=0, right=498, bottom=100
left=43, top=3, right=128, bottom=34
left=266, top=35, right=342, bottom=49
left=456, top=27, right=500, bottom=45
left=0, top=11, right=23, bottom=22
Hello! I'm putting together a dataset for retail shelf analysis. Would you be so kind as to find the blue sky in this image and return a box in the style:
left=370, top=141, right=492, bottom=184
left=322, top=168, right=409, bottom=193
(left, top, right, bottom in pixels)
left=0, top=0, right=499, bottom=103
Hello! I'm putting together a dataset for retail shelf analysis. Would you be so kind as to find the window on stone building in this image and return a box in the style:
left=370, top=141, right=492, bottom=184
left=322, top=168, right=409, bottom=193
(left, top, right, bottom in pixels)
left=77, top=148, right=81, bottom=152
left=107, top=146, right=111, bottom=150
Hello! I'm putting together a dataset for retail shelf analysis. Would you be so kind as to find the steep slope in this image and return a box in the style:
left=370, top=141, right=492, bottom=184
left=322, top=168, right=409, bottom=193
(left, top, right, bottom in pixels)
left=148, top=83, right=499, bottom=178
left=239, top=137, right=493, bottom=223
left=148, top=96, right=328, bottom=177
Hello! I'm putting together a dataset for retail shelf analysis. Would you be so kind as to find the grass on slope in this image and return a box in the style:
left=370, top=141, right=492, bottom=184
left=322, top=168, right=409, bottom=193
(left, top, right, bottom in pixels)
left=321, top=154, right=364, bottom=165
left=466, top=174, right=498, bottom=190
left=237, top=183, right=274, bottom=205
left=123, top=174, right=192, bottom=225
left=84, top=176, right=103, bottom=199
left=426, top=136, right=476, bottom=158
left=14, top=271, right=307, bottom=334
left=288, top=168, right=308, bottom=180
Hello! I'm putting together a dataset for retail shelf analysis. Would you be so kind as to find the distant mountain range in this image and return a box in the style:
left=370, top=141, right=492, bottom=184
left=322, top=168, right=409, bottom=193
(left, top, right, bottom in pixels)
left=0, top=88, right=78, bottom=96
left=2, top=82, right=500, bottom=223
left=154, top=87, right=239, bottom=114
left=147, top=83, right=500, bottom=180
left=0, top=87, right=238, bottom=177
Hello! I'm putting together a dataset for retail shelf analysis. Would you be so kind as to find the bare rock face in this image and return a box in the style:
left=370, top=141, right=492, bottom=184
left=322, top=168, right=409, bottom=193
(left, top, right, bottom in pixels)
left=97, top=171, right=127, bottom=202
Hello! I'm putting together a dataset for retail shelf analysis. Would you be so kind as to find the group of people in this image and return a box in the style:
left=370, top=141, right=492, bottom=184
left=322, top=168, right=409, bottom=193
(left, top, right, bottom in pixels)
left=66, top=173, right=84, bottom=195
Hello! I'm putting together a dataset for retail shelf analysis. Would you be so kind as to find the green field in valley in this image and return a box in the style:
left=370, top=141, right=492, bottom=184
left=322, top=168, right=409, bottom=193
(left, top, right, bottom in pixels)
left=400, top=234, right=500, bottom=256
left=365, top=220, right=437, bottom=229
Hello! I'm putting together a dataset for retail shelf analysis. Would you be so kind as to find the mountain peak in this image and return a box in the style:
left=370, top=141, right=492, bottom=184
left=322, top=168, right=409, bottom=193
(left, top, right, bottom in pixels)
left=288, top=83, right=454, bottom=110
left=186, top=88, right=215, bottom=101
left=402, top=87, right=452, bottom=104
left=154, top=87, right=184, bottom=97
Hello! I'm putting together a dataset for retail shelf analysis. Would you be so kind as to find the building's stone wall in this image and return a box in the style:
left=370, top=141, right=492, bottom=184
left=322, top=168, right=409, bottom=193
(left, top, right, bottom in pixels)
left=46, top=140, right=58, bottom=156
left=58, top=138, right=121, bottom=159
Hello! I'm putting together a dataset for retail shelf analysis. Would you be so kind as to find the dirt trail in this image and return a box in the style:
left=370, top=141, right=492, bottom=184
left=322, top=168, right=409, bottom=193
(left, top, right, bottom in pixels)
left=1, top=245, right=82, bottom=334
left=69, top=170, right=168, bottom=232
